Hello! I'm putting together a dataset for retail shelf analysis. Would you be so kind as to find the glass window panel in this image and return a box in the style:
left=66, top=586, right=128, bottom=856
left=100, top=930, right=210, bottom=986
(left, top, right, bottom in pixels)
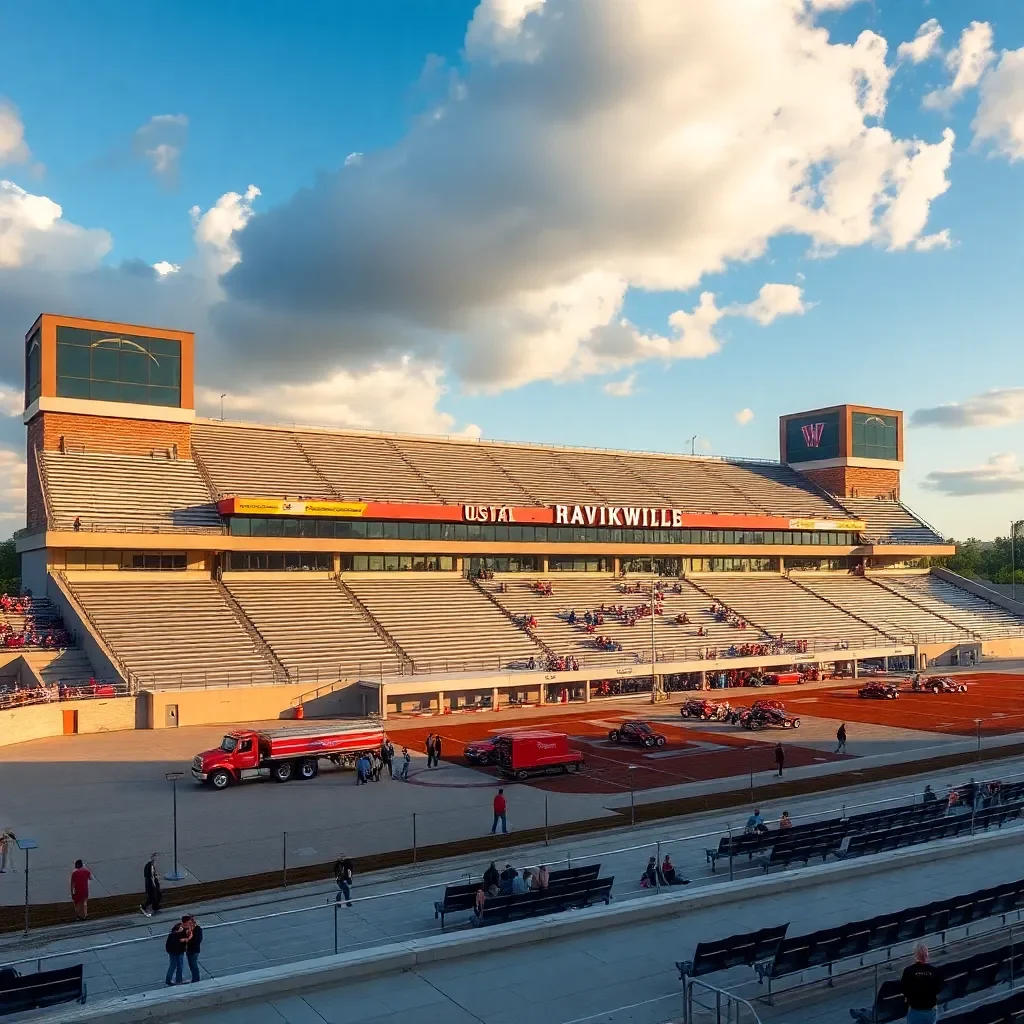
left=493, top=525, right=509, bottom=542
left=352, top=555, right=368, bottom=571
left=281, top=517, right=298, bottom=538
left=119, top=350, right=149, bottom=384
left=467, top=524, right=481, bottom=541
left=400, top=555, right=413, bottom=570
left=57, top=343, right=91, bottom=379
left=91, top=347, right=120, bottom=381
left=148, top=385, right=180, bottom=407
left=117, top=382, right=148, bottom=404
left=398, top=522, right=414, bottom=540
left=56, top=326, right=92, bottom=348
left=367, top=555, right=384, bottom=571
left=265, top=517, right=283, bottom=537
left=533, top=526, right=546, bottom=542
left=508, top=525, right=522, bottom=542
left=317, top=519, right=335, bottom=538
left=148, top=355, right=180, bottom=387
left=440, top=556, right=454, bottom=571
left=230, top=517, right=250, bottom=536
left=268, top=553, right=285, bottom=571
left=453, top=524, right=467, bottom=541
left=351, top=520, right=368, bottom=538
left=428, top=523, right=442, bottom=541
left=145, top=337, right=181, bottom=358
left=384, top=555, right=399, bottom=570
left=296, top=519, right=315, bottom=538
left=250, top=518, right=267, bottom=537
left=413, top=523, right=428, bottom=541
left=56, top=375, right=91, bottom=399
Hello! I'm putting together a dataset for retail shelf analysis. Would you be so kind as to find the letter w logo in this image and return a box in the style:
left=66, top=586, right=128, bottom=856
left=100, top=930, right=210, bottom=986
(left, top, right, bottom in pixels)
left=801, top=422, right=826, bottom=448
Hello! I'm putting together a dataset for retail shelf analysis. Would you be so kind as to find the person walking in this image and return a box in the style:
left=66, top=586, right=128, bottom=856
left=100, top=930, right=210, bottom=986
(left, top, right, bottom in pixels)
left=0, top=828, right=15, bottom=873
left=433, top=734, right=443, bottom=766
left=836, top=723, right=847, bottom=754
left=900, top=944, right=942, bottom=1023
left=334, top=855, right=354, bottom=906
left=184, top=915, right=203, bottom=983
left=774, top=743, right=785, bottom=778
left=70, top=859, right=93, bottom=921
left=164, top=919, right=188, bottom=986
left=382, top=739, right=394, bottom=779
left=141, top=853, right=162, bottom=917
left=492, top=788, right=508, bottom=834
left=425, top=734, right=435, bottom=768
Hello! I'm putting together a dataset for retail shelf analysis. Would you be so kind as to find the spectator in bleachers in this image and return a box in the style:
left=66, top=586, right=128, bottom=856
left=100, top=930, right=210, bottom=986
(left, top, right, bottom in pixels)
left=779, top=811, right=793, bottom=830
left=640, top=856, right=660, bottom=888
left=499, top=864, right=517, bottom=894
left=483, top=861, right=500, bottom=893
left=922, top=785, right=937, bottom=804
left=534, top=864, right=550, bottom=890
left=471, top=885, right=486, bottom=926
left=661, top=854, right=688, bottom=885
left=745, top=809, right=767, bottom=835
left=900, top=944, right=941, bottom=1024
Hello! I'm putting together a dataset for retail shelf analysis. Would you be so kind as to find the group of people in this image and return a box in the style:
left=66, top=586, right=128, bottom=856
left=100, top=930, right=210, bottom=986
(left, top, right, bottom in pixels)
left=424, top=733, right=443, bottom=769
left=514, top=613, right=539, bottom=629
left=0, top=624, right=71, bottom=649
left=531, top=581, right=554, bottom=596
left=357, top=739, right=410, bottom=783
left=471, top=858, right=551, bottom=923
left=744, top=808, right=794, bottom=834
left=544, top=654, right=581, bottom=672
left=589, top=635, right=623, bottom=652
left=0, top=592, right=33, bottom=615
left=0, top=678, right=118, bottom=710
left=164, top=915, right=204, bottom=987
left=640, top=854, right=689, bottom=888
left=708, top=602, right=749, bottom=631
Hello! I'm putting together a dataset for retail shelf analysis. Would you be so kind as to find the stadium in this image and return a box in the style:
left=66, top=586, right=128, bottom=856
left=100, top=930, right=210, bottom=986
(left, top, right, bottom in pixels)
left=5, top=312, right=1024, bottom=736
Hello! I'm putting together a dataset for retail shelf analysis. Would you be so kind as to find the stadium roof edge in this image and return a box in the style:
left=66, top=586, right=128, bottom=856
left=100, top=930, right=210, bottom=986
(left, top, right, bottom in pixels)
left=192, top=416, right=785, bottom=468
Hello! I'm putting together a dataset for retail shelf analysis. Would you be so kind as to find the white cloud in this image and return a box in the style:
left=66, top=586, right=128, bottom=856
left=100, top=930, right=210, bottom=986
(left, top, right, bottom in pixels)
left=0, top=99, right=30, bottom=167
left=731, top=283, right=807, bottom=326
left=924, top=21, right=994, bottom=109
left=343, top=152, right=364, bottom=167
left=973, top=48, right=1024, bottom=161
left=134, top=114, right=189, bottom=187
left=923, top=453, right=1024, bottom=496
left=911, top=387, right=1024, bottom=429
left=218, top=1, right=954, bottom=392
left=0, top=180, right=111, bottom=271
left=603, top=374, right=636, bottom=398
left=897, top=19, right=943, bottom=66
left=806, top=0, right=864, bottom=10
left=735, top=407, right=755, bottom=425
left=197, top=356, right=480, bottom=438
left=914, top=228, right=952, bottom=251
left=190, top=185, right=260, bottom=277
left=0, top=446, right=26, bottom=523
left=152, top=260, right=180, bottom=276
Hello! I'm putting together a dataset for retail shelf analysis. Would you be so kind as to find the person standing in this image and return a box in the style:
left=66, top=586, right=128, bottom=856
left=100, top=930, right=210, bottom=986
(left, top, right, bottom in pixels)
left=0, top=828, right=15, bottom=873
left=836, top=723, right=847, bottom=754
left=334, top=856, right=354, bottom=906
left=900, top=944, right=942, bottom=1023
left=70, top=859, right=93, bottom=920
left=433, top=734, right=443, bottom=767
left=382, top=739, right=394, bottom=779
left=774, top=743, right=785, bottom=778
left=164, top=920, right=188, bottom=986
left=399, top=746, right=411, bottom=780
left=184, top=915, right=203, bottom=983
left=492, top=788, right=508, bottom=834
left=141, top=853, right=161, bottom=917
left=425, top=734, right=435, bottom=768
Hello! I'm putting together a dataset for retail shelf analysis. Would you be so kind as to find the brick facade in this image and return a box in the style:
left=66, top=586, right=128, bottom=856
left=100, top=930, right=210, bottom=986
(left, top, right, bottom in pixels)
left=801, top=465, right=900, bottom=499
left=25, top=417, right=46, bottom=530
left=31, top=411, right=192, bottom=457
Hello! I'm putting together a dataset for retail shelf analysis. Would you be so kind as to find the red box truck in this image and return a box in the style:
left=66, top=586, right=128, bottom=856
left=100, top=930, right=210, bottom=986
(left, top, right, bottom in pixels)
left=191, top=721, right=386, bottom=790
left=495, top=731, right=585, bottom=780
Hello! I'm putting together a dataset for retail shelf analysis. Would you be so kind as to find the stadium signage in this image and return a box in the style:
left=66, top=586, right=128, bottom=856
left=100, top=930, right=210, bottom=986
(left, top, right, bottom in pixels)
left=555, top=504, right=684, bottom=527
left=463, top=505, right=516, bottom=523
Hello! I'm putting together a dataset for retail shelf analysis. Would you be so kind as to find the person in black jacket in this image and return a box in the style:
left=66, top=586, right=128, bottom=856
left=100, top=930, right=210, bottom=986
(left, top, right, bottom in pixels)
left=164, top=921, right=187, bottom=986
left=141, top=853, right=161, bottom=917
left=900, top=944, right=941, bottom=1023
left=774, top=743, right=785, bottom=777
left=334, top=856, right=354, bottom=906
left=482, top=861, right=500, bottom=893
left=183, top=915, right=203, bottom=983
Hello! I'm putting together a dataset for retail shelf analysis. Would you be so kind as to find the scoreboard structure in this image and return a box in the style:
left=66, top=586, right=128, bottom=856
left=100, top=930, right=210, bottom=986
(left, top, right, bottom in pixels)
left=780, top=404, right=903, bottom=500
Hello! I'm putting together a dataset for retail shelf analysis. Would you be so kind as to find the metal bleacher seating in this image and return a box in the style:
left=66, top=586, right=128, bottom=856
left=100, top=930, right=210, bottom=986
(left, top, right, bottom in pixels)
left=676, top=876, right=1024, bottom=1018
left=880, top=574, right=1024, bottom=639
left=852, top=942, right=1024, bottom=1023
left=433, top=864, right=601, bottom=929
left=0, top=963, right=85, bottom=1014
left=840, top=497, right=943, bottom=544
left=941, top=988, right=1024, bottom=1023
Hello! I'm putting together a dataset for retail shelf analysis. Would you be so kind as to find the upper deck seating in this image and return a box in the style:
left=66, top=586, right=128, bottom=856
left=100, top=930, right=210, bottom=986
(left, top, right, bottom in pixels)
left=616, top=455, right=763, bottom=513
left=226, top=578, right=404, bottom=680
left=390, top=438, right=536, bottom=505
left=294, top=432, right=438, bottom=503
left=191, top=423, right=332, bottom=498
left=841, top=497, right=943, bottom=544
left=482, top=445, right=605, bottom=504
left=881, top=574, right=1024, bottom=639
left=344, top=577, right=544, bottom=672
left=41, top=451, right=221, bottom=532
left=699, top=574, right=891, bottom=647
left=715, top=462, right=848, bottom=518
left=486, top=577, right=758, bottom=663
left=69, top=578, right=280, bottom=686
left=794, top=574, right=971, bottom=643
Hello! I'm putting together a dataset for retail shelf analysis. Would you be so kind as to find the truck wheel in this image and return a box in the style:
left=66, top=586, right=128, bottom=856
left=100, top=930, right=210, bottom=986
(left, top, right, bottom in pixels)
left=209, top=770, right=231, bottom=790
left=298, top=759, right=318, bottom=780
left=566, top=762, right=580, bottom=773
left=273, top=761, right=294, bottom=783
left=515, top=769, right=528, bottom=781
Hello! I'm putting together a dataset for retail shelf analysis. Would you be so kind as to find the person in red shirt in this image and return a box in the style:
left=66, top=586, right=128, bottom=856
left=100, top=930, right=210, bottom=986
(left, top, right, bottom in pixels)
left=70, top=859, right=93, bottom=920
left=491, top=788, right=508, bottom=835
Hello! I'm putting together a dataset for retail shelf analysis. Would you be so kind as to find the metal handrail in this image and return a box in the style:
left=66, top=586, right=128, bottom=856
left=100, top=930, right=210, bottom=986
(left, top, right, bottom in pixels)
left=684, top=976, right=764, bottom=1023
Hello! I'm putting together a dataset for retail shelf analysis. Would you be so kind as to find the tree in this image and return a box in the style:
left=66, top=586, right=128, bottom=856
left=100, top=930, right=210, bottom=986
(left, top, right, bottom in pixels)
left=0, top=538, right=19, bottom=595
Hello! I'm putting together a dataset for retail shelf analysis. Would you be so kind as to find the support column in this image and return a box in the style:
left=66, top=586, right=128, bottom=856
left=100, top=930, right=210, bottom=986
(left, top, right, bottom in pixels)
left=379, top=687, right=388, bottom=721
left=700, top=670, right=707, bottom=691
left=584, top=679, right=591, bottom=703
left=882, top=656, right=888, bottom=672
left=612, top=557, right=620, bottom=576
left=332, top=552, right=342, bottom=574
left=437, top=690, right=445, bottom=713
left=542, top=557, right=549, bottom=573
left=492, top=686, right=499, bottom=710
left=852, top=660, right=858, bottom=679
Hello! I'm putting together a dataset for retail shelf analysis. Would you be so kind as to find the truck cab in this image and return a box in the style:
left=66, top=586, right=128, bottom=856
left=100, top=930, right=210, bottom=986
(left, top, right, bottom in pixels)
left=192, top=731, right=270, bottom=789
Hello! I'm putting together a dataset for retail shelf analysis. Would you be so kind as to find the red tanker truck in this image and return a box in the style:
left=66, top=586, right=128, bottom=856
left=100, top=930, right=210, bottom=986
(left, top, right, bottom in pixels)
left=191, top=721, right=387, bottom=790
left=495, top=731, right=585, bottom=780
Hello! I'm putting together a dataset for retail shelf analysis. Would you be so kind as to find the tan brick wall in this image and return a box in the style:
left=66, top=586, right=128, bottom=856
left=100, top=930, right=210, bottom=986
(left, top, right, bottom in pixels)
left=0, top=697, right=138, bottom=748
left=35, top=411, right=192, bottom=457
left=801, top=465, right=900, bottom=499
left=26, top=416, right=46, bottom=530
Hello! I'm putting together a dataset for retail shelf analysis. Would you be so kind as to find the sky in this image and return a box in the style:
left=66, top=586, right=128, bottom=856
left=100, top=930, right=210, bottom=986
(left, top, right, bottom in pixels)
left=0, top=0, right=1023, bottom=540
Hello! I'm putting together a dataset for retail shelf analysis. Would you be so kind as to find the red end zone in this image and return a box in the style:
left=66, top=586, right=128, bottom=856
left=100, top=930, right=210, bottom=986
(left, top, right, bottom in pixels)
left=387, top=710, right=849, bottom=794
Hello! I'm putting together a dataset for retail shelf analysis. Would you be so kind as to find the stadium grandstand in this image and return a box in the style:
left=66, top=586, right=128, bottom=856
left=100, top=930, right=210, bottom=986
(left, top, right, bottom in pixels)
left=11, top=313, right=1024, bottom=722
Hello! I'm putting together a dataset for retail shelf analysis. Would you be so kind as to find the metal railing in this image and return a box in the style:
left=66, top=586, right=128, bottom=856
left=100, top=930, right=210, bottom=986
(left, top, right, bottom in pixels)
left=683, top=977, right=763, bottom=1024
left=0, top=680, right=131, bottom=711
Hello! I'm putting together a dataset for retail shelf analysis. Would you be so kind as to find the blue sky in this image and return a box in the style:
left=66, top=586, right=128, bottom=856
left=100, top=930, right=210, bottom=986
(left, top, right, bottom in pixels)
left=0, top=0, right=1023, bottom=539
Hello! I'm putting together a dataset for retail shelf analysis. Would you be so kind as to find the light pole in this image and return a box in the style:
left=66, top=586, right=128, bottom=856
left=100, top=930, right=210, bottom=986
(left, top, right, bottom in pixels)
left=165, top=772, right=187, bottom=881
left=1012, top=521, right=1023, bottom=604
left=687, top=434, right=697, bottom=456
left=220, top=393, right=227, bottom=420
left=628, top=765, right=637, bottom=827
left=15, top=838, right=38, bottom=934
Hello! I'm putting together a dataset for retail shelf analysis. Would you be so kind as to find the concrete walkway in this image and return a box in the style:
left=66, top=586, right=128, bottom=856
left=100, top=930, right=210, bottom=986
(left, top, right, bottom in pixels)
left=6, top=751, right=1024, bottom=1010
